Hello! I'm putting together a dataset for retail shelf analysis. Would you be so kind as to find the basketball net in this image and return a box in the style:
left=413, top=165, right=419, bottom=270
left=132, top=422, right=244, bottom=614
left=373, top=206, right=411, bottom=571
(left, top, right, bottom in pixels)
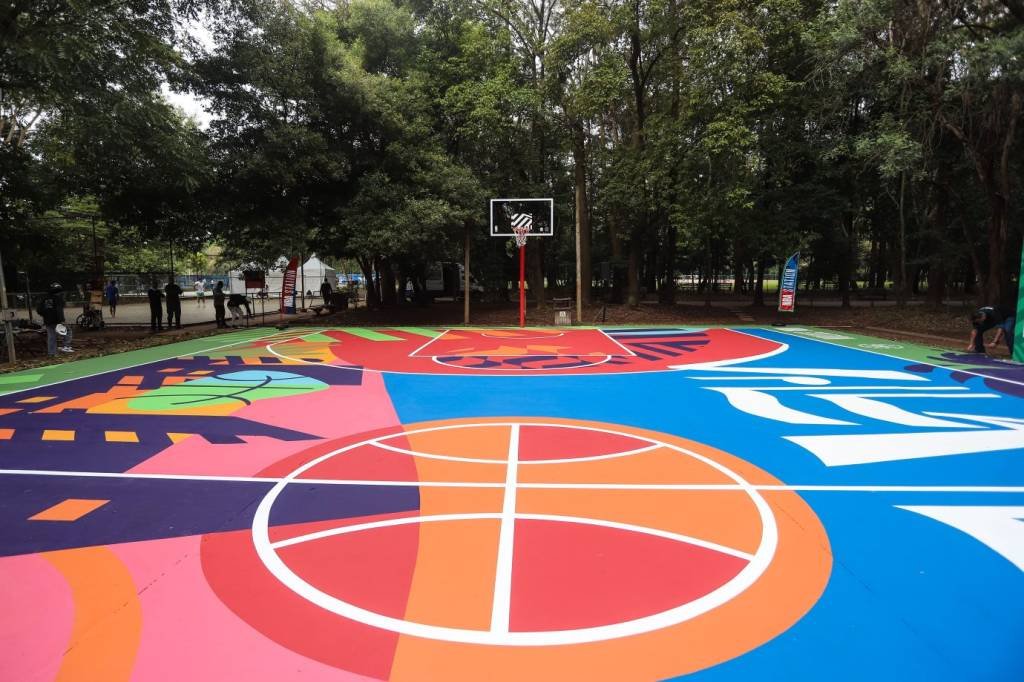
left=513, top=224, right=531, bottom=249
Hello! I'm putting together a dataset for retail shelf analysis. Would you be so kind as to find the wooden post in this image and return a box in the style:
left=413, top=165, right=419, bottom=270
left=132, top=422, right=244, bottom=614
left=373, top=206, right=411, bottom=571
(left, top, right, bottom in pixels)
left=575, top=199, right=582, bottom=325
left=0, top=249, right=15, bottom=363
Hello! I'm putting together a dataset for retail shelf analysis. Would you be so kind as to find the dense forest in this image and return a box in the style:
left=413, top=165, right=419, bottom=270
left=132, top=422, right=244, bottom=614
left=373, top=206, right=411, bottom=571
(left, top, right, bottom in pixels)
left=2, top=0, right=1022, bottom=308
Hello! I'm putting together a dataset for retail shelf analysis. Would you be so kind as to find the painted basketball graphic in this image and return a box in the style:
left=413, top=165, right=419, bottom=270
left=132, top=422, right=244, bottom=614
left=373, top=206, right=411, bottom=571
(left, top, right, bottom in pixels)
left=266, top=327, right=787, bottom=375
left=202, top=418, right=832, bottom=681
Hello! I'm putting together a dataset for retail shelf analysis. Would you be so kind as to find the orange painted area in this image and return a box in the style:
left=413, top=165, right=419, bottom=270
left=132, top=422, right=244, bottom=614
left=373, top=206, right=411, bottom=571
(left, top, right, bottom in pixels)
left=39, top=385, right=143, bottom=414
left=516, top=488, right=763, bottom=556
left=402, top=424, right=510, bottom=461
left=117, top=375, right=144, bottom=385
left=417, top=484, right=504, bottom=516
left=41, top=547, right=143, bottom=682
left=30, top=499, right=109, bottom=522
left=160, top=376, right=188, bottom=385
left=167, top=432, right=194, bottom=444
left=105, top=430, right=139, bottom=443
left=18, top=395, right=55, bottom=403
left=518, top=446, right=735, bottom=486
left=389, top=483, right=831, bottom=682
left=0, top=428, right=13, bottom=439
left=398, top=519, right=501, bottom=631
left=42, top=429, right=75, bottom=441
left=0, top=407, right=20, bottom=415
left=159, top=368, right=183, bottom=373
left=410, top=454, right=507, bottom=484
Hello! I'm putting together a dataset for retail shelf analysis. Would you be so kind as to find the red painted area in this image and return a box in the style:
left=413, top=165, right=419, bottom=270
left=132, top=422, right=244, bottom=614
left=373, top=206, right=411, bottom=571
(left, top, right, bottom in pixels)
left=257, top=429, right=418, bottom=481
left=298, top=443, right=421, bottom=482
left=509, top=519, right=747, bottom=632
left=201, top=525, right=406, bottom=679
left=518, top=425, right=651, bottom=461
left=411, top=329, right=629, bottom=358
left=318, top=328, right=783, bottom=375
left=278, top=521, right=420, bottom=621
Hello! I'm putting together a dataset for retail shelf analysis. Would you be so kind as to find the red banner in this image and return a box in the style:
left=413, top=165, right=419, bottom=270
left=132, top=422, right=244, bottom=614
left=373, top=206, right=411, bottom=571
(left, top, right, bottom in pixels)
left=280, top=257, right=298, bottom=313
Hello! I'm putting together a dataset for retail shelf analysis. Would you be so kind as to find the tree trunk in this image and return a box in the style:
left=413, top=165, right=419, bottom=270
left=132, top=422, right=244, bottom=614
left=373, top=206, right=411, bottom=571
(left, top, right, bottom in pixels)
left=526, top=239, right=546, bottom=308
left=572, top=120, right=592, bottom=305
left=753, top=257, right=766, bottom=307
left=838, top=215, right=854, bottom=309
left=659, top=225, right=677, bottom=304
left=627, top=238, right=640, bottom=308
left=358, top=257, right=377, bottom=309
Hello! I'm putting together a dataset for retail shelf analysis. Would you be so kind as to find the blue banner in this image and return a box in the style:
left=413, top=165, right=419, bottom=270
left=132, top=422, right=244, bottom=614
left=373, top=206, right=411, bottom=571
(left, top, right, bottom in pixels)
left=778, top=252, right=799, bottom=312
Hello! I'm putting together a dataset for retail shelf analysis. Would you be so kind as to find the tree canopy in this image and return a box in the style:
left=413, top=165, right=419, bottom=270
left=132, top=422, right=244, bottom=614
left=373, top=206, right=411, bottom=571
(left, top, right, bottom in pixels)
left=3, top=0, right=1022, bottom=308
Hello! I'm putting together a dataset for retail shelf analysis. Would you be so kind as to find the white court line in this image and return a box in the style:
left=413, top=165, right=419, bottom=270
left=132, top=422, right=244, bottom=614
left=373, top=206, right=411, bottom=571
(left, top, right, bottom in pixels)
left=271, top=511, right=754, bottom=561
left=2, top=468, right=1023, bottom=493
left=0, top=329, right=288, bottom=398
left=371, top=437, right=661, bottom=465
left=408, top=329, right=451, bottom=357
left=597, top=328, right=638, bottom=356
left=490, top=423, right=519, bottom=633
left=771, top=328, right=1024, bottom=389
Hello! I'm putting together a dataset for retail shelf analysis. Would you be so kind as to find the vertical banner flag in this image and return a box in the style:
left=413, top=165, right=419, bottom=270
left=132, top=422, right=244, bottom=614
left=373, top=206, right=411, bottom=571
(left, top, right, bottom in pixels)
left=778, top=252, right=799, bottom=313
left=280, top=257, right=299, bottom=314
left=1014, top=246, right=1024, bottom=362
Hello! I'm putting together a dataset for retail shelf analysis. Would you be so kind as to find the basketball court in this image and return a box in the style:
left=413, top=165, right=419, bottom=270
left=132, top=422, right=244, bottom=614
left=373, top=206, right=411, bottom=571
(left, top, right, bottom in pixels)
left=1, top=325, right=1022, bottom=680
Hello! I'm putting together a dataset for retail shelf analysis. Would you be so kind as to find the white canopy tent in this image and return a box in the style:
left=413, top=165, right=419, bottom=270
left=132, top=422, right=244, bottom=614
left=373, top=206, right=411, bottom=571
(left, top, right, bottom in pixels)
left=228, top=255, right=338, bottom=297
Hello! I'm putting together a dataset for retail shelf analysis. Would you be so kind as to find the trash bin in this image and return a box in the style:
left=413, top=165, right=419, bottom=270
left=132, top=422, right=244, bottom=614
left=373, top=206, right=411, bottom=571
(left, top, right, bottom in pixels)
left=331, top=292, right=349, bottom=310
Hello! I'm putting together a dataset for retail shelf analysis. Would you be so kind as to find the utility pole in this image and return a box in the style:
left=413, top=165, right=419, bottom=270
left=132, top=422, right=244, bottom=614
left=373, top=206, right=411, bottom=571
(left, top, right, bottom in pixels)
left=0, top=250, right=16, bottom=364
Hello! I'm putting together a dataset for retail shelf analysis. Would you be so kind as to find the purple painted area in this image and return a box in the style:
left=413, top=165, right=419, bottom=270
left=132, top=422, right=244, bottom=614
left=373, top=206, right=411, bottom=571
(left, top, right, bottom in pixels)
left=903, top=352, right=1024, bottom=398
left=0, top=475, right=418, bottom=557
left=0, top=410, right=320, bottom=473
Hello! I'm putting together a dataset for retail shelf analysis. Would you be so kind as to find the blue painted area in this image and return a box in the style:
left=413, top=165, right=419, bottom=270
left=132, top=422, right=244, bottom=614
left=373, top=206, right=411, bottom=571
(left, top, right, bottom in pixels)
left=382, top=328, right=1024, bottom=680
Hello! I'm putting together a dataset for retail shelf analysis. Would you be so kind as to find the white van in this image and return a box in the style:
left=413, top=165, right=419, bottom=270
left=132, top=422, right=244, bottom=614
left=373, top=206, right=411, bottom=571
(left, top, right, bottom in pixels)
left=406, top=263, right=483, bottom=301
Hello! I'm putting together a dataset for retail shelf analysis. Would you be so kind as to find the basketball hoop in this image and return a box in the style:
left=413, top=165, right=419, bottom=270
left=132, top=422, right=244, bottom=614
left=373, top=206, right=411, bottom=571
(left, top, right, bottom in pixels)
left=513, top=223, right=531, bottom=249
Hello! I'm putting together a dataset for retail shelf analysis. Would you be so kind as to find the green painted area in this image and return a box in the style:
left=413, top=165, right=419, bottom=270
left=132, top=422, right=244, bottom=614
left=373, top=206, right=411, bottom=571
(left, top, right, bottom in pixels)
left=776, top=326, right=998, bottom=370
left=392, top=327, right=443, bottom=338
left=0, top=329, right=274, bottom=397
left=301, top=333, right=339, bottom=343
left=0, top=373, right=43, bottom=385
left=127, top=369, right=327, bottom=411
left=337, top=328, right=404, bottom=341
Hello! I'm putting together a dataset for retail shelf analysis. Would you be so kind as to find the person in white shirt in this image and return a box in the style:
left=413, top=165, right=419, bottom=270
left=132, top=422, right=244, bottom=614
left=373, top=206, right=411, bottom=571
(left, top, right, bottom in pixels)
left=195, top=279, right=206, bottom=306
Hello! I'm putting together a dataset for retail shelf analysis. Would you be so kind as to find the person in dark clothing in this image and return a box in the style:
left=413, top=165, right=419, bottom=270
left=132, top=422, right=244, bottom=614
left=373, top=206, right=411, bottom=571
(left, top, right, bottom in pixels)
left=147, top=281, right=164, bottom=332
left=165, top=278, right=183, bottom=329
left=213, top=281, right=227, bottom=328
left=968, top=305, right=1016, bottom=354
left=105, top=279, right=119, bottom=318
left=227, top=292, right=249, bottom=327
left=320, top=278, right=333, bottom=309
left=36, top=283, right=73, bottom=356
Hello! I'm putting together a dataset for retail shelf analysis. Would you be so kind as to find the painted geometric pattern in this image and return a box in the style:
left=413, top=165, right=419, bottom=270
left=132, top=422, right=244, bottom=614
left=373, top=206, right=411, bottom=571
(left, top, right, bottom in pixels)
left=0, top=327, right=1022, bottom=681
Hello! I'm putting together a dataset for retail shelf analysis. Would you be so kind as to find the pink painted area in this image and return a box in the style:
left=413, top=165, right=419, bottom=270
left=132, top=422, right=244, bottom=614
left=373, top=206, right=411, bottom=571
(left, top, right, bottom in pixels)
left=510, top=519, right=747, bottom=632
left=0, top=553, right=74, bottom=682
left=129, top=372, right=400, bottom=478
left=111, top=535, right=378, bottom=682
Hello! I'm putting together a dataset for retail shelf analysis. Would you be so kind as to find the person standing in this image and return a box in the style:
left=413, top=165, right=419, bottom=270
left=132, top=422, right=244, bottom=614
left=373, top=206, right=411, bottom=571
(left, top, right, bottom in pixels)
left=320, top=277, right=333, bottom=309
left=147, top=281, right=164, bottom=332
left=213, top=281, right=227, bottom=328
left=195, top=278, right=206, bottom=306
left=104, top=279, right=119, bottom=318
left=36, top=283, right=73, bottom=355
left=165, top=277, right=183, bottom=329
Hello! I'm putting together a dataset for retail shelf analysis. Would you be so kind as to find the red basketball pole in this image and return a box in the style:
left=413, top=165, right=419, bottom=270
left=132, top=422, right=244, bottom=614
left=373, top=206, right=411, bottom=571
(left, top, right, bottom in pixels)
left=518, top=243, right=526, bottom=327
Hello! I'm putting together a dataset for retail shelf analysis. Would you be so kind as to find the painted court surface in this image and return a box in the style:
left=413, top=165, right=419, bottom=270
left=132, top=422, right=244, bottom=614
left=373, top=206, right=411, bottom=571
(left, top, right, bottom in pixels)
left=1, top=326, right=1022, bottom=681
